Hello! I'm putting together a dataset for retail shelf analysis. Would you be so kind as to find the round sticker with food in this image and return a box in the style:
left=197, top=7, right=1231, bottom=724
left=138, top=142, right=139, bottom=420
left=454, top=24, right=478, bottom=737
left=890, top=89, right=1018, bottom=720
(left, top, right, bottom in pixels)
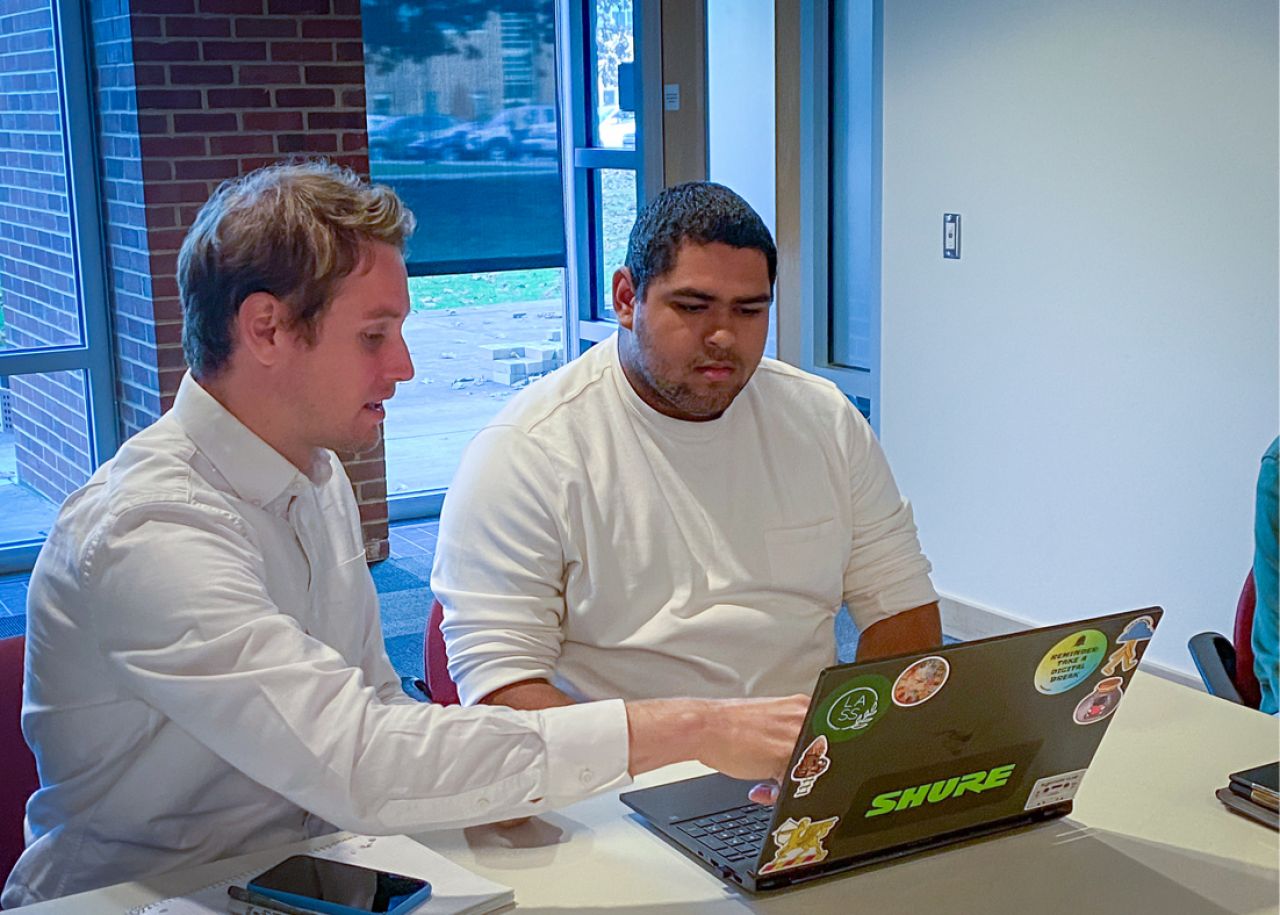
left=892, top=656, right=950, bottom=707
left=1072, top=676, right=1125, bottom=725
left=1034, top=629, right=1107, bottom=695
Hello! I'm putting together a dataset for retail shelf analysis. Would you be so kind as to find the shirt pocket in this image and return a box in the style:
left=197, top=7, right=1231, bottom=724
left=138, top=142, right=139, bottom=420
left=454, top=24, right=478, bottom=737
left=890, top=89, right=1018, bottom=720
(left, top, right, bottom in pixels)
left=764, top=517, right=845, bottom=603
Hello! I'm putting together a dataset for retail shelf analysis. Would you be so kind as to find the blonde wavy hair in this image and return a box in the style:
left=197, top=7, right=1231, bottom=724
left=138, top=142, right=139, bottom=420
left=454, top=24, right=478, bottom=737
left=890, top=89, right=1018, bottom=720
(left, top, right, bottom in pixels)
left=178, top=160, right=416, bottom=378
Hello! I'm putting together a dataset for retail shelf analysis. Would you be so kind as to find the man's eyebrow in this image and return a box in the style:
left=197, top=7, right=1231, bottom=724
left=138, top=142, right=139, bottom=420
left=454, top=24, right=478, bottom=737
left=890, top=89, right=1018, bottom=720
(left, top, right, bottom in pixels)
left=666, top=286, right=772, bottom=304
left=360, top=304, right=408, bottom=320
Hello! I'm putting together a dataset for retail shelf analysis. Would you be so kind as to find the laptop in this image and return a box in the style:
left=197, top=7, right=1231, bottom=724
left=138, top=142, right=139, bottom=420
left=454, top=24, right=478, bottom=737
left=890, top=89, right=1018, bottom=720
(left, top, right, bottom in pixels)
left=621, top=606, right=1164, bottom=893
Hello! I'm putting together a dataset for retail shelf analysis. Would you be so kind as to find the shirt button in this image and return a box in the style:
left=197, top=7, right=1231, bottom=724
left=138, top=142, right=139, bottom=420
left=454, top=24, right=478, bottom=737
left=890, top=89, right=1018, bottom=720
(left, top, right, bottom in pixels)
left=579, top=768, right=594, bottom=785
left=476, top=798, right=489, bottom=809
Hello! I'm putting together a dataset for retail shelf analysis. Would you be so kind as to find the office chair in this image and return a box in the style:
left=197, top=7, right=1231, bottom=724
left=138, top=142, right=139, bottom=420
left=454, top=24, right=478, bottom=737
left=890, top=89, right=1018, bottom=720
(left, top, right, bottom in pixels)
left=0, top=636, right=38, bottom=894
left=1188, top=571, right=1261, bottom=709
left=423, top=598, right=460, bottom=706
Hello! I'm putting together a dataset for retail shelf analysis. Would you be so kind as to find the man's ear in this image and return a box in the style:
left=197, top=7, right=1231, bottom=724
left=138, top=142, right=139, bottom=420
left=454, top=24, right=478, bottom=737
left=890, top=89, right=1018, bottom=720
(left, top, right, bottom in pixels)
left=235, top=291, right=292, bottom=368
left=612, top=267, right=640, bottom=330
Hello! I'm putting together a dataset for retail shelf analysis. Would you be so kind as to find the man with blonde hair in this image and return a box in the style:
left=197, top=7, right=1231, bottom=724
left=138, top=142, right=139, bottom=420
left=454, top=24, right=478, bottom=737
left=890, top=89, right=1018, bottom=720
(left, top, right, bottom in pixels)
left=4, top=162, right=807, bottom=908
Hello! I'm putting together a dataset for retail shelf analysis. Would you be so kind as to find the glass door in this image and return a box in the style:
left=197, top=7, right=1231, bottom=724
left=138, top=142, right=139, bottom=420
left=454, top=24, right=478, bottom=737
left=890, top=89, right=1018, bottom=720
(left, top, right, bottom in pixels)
left=559, top=0, right=659, bottom=355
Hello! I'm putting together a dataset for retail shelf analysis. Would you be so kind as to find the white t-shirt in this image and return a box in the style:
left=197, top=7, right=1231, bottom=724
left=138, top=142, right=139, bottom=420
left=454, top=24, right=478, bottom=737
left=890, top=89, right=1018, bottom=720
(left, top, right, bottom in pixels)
left=3, top=374, right=629, bottom=908
left=434, top=335, right=937, bottom=705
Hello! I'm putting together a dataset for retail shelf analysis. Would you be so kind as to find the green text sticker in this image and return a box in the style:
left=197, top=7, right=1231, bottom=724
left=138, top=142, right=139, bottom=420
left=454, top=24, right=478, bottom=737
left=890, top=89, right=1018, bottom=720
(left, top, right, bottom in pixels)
left=815, top=675, right=892, bottom=743
left=1035, top=630, right=1107, bottom=694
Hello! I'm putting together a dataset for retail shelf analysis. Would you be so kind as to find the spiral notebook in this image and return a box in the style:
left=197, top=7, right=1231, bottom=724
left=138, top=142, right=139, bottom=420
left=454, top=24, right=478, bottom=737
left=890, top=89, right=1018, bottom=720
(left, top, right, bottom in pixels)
left=126, top=833, right=513, bottom=915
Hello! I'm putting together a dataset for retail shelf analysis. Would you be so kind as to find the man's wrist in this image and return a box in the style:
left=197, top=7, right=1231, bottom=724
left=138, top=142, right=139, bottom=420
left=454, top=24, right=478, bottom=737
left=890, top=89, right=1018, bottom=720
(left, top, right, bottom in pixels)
left=624, top=698, right=713, bottom=776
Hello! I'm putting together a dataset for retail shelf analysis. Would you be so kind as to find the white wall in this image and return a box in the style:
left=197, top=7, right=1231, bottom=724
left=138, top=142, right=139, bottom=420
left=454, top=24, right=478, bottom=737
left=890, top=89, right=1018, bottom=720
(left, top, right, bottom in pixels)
left=876, top=0, right=1279, bottom=675
left=707, top=0, right=776, bottom=234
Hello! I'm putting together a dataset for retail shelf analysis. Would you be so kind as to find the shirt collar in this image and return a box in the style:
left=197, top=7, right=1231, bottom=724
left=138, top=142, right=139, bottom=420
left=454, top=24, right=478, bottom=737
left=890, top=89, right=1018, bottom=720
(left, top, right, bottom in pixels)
left=172, top=372, right=333, bottom=507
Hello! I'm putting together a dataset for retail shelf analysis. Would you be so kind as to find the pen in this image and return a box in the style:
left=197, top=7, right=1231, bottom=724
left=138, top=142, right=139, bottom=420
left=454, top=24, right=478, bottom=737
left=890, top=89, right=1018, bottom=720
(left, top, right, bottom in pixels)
left=226, top=883, right=323, bottom=915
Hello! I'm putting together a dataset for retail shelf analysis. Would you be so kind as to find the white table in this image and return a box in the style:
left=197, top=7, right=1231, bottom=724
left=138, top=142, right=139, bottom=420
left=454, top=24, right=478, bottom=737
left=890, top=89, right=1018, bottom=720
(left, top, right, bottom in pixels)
left=18, top=672, right=1280, bottom=913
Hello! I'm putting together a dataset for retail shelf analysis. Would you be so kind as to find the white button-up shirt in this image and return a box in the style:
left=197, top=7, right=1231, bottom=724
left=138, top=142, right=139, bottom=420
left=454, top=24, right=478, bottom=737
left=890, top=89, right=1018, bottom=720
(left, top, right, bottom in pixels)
left=3, top=374, right=629, bottom=908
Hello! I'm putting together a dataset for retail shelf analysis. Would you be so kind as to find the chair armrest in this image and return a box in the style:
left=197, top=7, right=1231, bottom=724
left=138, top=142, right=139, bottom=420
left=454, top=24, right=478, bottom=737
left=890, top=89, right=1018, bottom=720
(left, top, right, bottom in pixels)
left=1187, top=632, right=1243, bottom=704
left=400, top=675, right=431, bottom=703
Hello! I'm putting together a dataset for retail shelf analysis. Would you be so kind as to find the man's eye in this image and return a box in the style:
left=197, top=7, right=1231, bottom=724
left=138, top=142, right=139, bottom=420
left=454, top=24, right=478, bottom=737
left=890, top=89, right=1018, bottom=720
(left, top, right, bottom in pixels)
left=362, top=332, right=385, bottom=343
left=739, top=307, right=767, bottom=317
left=675, top=303, right=706, bottom=313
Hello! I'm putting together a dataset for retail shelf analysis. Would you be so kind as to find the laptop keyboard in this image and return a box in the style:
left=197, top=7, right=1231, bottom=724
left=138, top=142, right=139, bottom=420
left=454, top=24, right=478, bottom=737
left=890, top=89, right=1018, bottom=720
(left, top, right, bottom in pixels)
left=675, top=803, right=773, bottom=865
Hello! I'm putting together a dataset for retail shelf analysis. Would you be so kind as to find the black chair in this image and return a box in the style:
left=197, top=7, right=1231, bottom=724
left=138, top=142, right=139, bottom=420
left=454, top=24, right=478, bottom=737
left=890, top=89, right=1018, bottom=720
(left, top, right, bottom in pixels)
left=1188, top=571, right=1260, bottom=708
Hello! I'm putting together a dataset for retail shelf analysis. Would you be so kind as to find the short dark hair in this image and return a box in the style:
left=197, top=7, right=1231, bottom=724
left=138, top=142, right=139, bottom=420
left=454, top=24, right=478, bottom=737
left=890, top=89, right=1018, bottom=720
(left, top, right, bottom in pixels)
left=623, top=181, right=776, bottom=298
left=178, top=160, right=415, bottom=379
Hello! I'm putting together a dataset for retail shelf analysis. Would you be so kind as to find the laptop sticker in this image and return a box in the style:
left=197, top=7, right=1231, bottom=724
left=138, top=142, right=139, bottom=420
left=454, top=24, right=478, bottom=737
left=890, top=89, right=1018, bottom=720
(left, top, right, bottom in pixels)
left=1101, top=615, right=1155, bottom=675
left=1034, top=629, right=1107, bottom=694
left=815, top=675, right=892, bottom=743
left=790, top=735, right=832, bottom=798
left=1024, top=769, right=1088, bottom=810
left=892, top=656, right=950, bottom=707
left=1072, top=677, right=1124, bottom=725
left=758, top=815, right=839, bottom=874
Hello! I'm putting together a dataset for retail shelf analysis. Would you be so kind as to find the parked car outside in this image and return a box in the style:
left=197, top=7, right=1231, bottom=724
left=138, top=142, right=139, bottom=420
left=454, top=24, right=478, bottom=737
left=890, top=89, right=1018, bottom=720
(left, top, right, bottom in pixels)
left=370, top=114, right=468, bottom=161
left=464, top=105, right=558, bottom=160
left=597, top=105, right=636, bottom=149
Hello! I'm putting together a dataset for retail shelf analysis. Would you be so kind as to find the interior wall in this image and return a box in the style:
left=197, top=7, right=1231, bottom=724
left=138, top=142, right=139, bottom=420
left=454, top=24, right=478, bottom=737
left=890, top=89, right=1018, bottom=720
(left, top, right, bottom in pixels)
left=876, top=0, right=1279, bottom=675
left=707, top=0, right=776, bottom=235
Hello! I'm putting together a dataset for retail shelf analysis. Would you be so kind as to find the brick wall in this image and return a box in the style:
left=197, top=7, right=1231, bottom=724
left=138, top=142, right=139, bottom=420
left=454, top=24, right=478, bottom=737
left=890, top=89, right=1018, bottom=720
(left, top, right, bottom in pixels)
left=89, top=0, right=391, bottom=558
left=0, top=0, right=95, bottom=504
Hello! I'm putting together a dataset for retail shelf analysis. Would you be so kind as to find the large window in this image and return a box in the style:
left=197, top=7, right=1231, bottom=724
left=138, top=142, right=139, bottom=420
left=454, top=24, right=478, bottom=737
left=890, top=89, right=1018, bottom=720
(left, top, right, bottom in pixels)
left=0, top=0, right=118, bottom=570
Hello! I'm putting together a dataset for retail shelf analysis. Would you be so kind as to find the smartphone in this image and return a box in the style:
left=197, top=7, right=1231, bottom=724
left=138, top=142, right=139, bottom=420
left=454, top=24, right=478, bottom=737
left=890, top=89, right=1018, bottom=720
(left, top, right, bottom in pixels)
left=246, top=855, right=432, bottom=915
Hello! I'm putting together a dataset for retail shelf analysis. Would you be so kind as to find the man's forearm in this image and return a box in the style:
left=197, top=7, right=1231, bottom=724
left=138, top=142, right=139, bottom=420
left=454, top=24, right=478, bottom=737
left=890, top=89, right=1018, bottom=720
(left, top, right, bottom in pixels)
left=481, top=678, right=578, bottom=710
left=856, top=601, right=943, bottom=662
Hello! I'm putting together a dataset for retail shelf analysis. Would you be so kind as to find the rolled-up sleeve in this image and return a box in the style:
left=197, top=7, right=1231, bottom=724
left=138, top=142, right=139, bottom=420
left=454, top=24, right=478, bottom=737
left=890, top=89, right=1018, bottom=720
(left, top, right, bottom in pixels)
left=432, top=426, right=572, bottom=705
left=840, top=409, right=939, bottom=631
left=83, top=504, right=630, bottom=834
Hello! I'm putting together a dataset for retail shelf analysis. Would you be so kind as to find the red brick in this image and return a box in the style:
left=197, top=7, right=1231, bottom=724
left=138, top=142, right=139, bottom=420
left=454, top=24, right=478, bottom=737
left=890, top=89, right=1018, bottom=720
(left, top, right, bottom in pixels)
left=147, top=206, right=180, bottom=228
left=163, top=16, right=231, bottom=37
left=331, top=0, right=359, bottom=14
left=234, top=17, right=297, bottom=37
left=136, top=88, right=204, bottom=109
left=146, top=182, right=212, bottom=206
left=198, top=0, right=264, bottom=13
left=357, top=501, right=388, bottom=524
left=335, top=41, right=362, bottom=62
left=237, top=64, right=300, bottom=84
left=130, top=17, right=164, bottom=37
left=150, top=275, right=181, bottom=299
left=149, top=250, right=180, bottom=276
left=133, top=64, right=168, bottom=86
left=267, top=0, right=329, bottom=13
left=178, top=204, right=204, bottom=224
left=270, top=41, right=334, bottom=62
left=169, top=63, right=236, bottom=85
left=155, top=321, right=185, bottom=346
left=135, top=113, right=169, bottom=133
left=301, top=19, right=359, bottom=39
left=239, top=156, right=284, bottom=171
left=147, top=226, right=193, bottom=250
left=136, top=0, right=196, bottom=12
left=340, top=131, right=366, bottom=152
left=133, top=40, right=200, bottom=61
left=242, top=110, right=303, bottom=130
left=210, top=134, right=275, bottom=155
left=141, top=159, right=173, bottom=181
left=306, top=111, right=364, bottom=130
left=139, top=134, right=208, bottom=157
left=201, top=40, right=267, bottom=60
left=274, top=87, right=332, bottom=106
left=207, top=87, right=271, bottom=107
left=339, top=88, right=364, bottom=108
left=173, top=111, right=238, bottom=132
left=174, top=157, right=242, bottom=180
left=303, top=64, right=362, bottom=85
left=357, top=480, right=388, bottom=502
left=277, top=132, right=336, bottom=153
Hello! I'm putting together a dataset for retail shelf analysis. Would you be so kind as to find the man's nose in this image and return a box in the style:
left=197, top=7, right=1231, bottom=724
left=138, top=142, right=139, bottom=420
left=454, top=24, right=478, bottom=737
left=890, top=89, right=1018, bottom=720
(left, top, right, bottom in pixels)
left=706, top=325, right=736, bottom=352
left=387, top=333, right=414, bottom=383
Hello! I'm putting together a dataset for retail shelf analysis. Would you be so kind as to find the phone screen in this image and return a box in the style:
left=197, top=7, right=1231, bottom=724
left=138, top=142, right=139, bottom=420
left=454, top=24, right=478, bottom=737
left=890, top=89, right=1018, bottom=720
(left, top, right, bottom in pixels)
left=248, top=855, right=430, bottom=914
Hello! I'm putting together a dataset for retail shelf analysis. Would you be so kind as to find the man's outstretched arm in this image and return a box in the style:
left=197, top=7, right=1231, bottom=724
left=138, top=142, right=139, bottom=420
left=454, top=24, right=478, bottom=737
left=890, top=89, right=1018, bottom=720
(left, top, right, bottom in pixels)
left=856, top=601, right=943, bottom=662
left=482, top=678, right=577, bottom=710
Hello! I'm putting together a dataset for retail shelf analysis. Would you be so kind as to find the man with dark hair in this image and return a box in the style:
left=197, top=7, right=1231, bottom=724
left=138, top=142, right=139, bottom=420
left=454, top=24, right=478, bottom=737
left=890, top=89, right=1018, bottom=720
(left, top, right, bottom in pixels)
left=4, top=166, right=809, bottom=908
left=434, top=181, right=941, bottom=713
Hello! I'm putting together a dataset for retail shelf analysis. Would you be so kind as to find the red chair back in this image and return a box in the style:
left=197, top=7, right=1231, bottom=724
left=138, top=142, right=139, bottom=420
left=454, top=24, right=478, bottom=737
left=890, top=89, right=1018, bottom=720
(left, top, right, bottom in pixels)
left=425, top=599, right=460, bottom=706
left=1233, top=571, right=1261, bottom=709
left=1, top=636, right=38, bottom=890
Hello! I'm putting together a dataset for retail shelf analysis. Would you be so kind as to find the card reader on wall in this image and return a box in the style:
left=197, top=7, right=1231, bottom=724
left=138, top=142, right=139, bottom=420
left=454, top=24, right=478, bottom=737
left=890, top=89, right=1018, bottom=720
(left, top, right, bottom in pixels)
left=943, top=213, right=961, bottom=259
